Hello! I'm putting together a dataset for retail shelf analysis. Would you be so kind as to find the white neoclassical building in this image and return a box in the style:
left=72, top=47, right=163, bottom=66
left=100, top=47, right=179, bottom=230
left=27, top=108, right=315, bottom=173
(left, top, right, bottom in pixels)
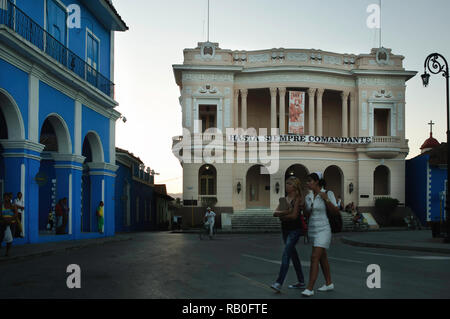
left=172, top=42, right=416, bottom=222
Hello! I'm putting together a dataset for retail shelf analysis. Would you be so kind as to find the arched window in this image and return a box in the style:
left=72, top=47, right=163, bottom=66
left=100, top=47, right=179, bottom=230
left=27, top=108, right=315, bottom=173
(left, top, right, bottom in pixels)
left=374, top=165, right=390, bottom=195
left=198, top=164, right=216, bottom=195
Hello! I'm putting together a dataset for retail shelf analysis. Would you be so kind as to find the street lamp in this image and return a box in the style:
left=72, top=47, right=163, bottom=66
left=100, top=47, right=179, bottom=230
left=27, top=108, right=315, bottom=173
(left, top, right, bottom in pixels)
left=422, top=53, right=450, bottom=243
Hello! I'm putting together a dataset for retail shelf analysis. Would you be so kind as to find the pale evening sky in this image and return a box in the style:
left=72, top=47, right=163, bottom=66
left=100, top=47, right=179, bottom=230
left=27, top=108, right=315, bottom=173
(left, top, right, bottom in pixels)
left=112, top=0, right=450, bottom=195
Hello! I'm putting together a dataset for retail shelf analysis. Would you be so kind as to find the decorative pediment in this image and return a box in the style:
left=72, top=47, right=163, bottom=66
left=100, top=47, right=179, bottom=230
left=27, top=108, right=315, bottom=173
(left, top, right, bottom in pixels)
left=198, top=85, right=219, bottom=94
left=372, top=89, right=393, bottom=99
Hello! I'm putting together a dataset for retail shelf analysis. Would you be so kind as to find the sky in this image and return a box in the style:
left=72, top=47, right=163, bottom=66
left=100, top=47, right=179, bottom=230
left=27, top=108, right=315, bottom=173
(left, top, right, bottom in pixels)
left=112, top=0, right=450, bottom=195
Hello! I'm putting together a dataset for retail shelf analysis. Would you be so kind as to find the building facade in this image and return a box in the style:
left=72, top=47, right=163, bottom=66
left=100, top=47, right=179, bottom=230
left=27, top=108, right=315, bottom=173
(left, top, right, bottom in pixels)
left=115, top=148, right=174, bottom=232
left=172, top=42, right=416, bottom=218
left=0, top=0, right=128, bottom=243
left=406, top=133, right=447, bottom=228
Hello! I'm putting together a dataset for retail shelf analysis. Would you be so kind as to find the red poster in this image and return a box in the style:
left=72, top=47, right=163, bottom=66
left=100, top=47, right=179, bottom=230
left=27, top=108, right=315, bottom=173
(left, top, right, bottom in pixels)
left=289, top=91, right=305, bottom=134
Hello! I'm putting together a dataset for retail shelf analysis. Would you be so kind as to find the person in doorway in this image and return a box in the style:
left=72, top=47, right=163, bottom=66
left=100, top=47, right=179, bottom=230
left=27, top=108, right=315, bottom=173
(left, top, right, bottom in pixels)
left=204, top=207, right=216, bottom=239
left=302, top=172, right=339, bottom=297
left=270, top=176, right=306, bottom=293
left=96, top=201, right=104, bottom=234
left=336, top=196, right=343, bottom=211
left=14, top=192, right=24, bottom=238
left=55, top=198, right=69, bottom=235
left=0, top=193, right=18, bottom=257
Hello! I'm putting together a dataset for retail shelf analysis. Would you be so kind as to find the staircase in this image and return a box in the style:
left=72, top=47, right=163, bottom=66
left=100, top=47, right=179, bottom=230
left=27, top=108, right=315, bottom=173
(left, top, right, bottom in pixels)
left=340, top=211, right=354, bottom=232
left=231, top=209, right=281, bottom=232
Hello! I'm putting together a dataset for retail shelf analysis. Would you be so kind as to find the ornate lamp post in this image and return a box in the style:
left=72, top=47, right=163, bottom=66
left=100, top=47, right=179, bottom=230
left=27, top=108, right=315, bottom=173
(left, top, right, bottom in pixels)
left=421, top=53, right=450, bottom=243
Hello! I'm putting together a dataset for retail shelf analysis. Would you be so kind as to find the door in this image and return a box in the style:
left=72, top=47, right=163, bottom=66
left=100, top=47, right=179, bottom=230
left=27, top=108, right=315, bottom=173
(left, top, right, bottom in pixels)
left=46, top=0, right=67, bottom=64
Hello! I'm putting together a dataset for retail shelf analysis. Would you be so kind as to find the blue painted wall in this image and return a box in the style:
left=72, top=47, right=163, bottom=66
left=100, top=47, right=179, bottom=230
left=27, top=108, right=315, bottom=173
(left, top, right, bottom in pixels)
left=39, top=81, right=75, bottom=152
left=114, top=160, right=156, bottom=232
left=430, top=166, right=447, bottom=222
left=15, top=0, right=45, bottom=27
left=82, top=105, right=110, bottom=162
left=406, top=155, right=428, bottom=225
left=0, top=59, right=29, bottom=139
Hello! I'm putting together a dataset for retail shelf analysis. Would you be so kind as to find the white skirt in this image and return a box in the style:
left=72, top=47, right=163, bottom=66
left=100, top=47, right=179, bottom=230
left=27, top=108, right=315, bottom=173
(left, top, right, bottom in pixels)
left=3, top=226, right=13, bottom=244
left=308, top=224, right=331, bottom=249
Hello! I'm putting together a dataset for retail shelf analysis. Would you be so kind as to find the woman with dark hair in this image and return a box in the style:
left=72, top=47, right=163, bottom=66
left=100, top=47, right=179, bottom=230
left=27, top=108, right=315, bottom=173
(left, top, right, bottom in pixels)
left=1, top=193, right=18, bottom=257
left=270, top=176, right=306, bottom=292
left=301, top=172, right=339, bottom=297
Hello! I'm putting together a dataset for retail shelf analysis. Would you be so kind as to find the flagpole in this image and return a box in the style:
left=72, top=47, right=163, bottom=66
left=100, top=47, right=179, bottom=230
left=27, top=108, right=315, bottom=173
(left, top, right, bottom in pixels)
left=207, top=0, right=210, bottom=42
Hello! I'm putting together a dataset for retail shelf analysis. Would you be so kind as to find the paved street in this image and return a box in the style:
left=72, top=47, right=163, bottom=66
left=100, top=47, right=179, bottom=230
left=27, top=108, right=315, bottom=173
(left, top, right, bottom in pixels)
left=1, top=231, right=449, bottom=299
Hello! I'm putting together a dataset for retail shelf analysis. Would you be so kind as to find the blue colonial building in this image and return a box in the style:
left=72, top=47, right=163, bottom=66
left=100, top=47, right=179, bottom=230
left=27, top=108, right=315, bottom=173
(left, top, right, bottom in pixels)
left=115, top=147, right=174, bottom=232
left=406, top=129, right=448, bottom=230
left=0, top=0, right=128, bottom=244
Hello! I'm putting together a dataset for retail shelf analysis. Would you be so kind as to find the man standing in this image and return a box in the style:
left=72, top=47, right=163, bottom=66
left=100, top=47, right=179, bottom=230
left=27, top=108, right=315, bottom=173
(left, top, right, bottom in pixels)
left=14, top=192, right=24, bottom=238
left=204, top=207, right=216, bottom=239
left=97, top=201, right=104, bottom=234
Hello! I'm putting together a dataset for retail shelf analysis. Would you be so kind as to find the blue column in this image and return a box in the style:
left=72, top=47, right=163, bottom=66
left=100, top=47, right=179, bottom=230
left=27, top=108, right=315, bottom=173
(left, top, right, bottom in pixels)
left=0, top=141, right=44, bottom=244
left=86, top=163, right=118, bottom=237
left=53, top=155, right=85, bottom=239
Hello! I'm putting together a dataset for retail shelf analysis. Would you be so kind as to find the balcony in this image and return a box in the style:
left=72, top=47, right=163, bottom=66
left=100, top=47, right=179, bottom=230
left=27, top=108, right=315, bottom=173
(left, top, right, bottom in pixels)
left=0, top=0, right=114, bottom=98
left=366, top=136, right=407, bottom=159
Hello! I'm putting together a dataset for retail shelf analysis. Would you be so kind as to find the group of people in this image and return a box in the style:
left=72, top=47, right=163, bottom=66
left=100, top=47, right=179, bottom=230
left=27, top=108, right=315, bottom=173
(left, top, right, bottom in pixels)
left=345, top=202, right=364, bottom=225
left=0, top=192, right=25, bottom=257
left=271, top=172, right=339, bottom=297
left=1, top=192, right=105, bottom=257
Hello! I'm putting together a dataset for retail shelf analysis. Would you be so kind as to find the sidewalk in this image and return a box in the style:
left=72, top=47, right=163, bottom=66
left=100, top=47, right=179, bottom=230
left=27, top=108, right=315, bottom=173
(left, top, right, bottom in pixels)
left=341, top=230, right=450, bottom=254
left=0, top=233, right=133, bottom=263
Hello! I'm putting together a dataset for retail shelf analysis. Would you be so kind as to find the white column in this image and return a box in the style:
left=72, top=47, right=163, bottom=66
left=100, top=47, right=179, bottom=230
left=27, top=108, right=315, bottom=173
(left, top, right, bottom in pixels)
left=316, top=88, right=324, bottom=136
left=240, top=89, right=248, bottom=129
left=74, top=100, right=82, bottom=155
left=217, top=98, right=223, bottom=131
left=278, top=87, right=286, bottom=134
left=233, top=89, right=239, bottom=128
left=308, top=88, right=316, bottom=135
left=349, top=91, right=356, bottom=137
left=341, top=91, right=349, bottom=137
left=193, top=98, right=199, bottom=133
left=28, top=73, right=39, bottom=142
left=270, top=87, right=277, bottom=130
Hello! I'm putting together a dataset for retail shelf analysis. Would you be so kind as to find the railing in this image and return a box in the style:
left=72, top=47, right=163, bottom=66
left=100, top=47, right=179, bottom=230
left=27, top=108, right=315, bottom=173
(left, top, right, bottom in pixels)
left=0, top=0, right=114, bottom=98
left=371, top=136, right=401, bottom=144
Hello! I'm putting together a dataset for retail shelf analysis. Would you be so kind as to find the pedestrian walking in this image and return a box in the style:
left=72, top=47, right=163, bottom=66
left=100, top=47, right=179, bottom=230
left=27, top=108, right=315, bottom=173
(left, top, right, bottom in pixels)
left=270, top=176, right=306, bottom=293
left=14, top=192, right=24, bottom=238
left=1, top=193, right=18, bottom=257
left=302, top=172, right=339, bottom=297
left=204, top=207, right=216, bottom=239
left=97, top=201, right=104, bottom=234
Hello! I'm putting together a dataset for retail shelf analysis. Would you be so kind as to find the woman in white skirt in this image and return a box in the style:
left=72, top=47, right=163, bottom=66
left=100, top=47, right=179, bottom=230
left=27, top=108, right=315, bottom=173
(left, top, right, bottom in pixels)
left=301, top=172, right=339, bottom=297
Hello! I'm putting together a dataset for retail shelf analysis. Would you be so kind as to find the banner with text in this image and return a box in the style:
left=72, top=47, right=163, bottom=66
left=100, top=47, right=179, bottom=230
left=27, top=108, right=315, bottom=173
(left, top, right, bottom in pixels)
left=228, top=135, right=373, bottom=144
left=289, top=91, right=305, bottom=134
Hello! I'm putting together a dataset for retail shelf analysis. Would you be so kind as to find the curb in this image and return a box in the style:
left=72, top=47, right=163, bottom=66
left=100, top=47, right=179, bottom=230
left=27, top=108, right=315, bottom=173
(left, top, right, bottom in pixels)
left=0, top=236, right=133, bottom=263
left=341, top=237, right=450, bottom=255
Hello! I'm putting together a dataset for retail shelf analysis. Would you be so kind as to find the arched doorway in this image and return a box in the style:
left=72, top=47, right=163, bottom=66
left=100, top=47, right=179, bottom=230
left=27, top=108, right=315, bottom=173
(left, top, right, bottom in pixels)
left=324, top=165, right=344, bottom=200
left=285, top=164, right=309, bottom=195
left=374, top=165, right=390, bottom=195
left=38, top=115, right=72, bottom=234
left=246, top=165, right=270, bottom=208
left=198, top=164, right=217, bottom=207
left=81, top=131, right=104, bottom=232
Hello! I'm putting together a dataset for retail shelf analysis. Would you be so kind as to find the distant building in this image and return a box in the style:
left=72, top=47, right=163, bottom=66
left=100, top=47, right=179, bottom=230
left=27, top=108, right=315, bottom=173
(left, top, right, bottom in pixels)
left=172, top=42, right=416, bottom=227
left=0, top=0, right=128, bottom=243
left=114, top=148, right=173, bottom=232
left=406, top=126, right=447, bottom=231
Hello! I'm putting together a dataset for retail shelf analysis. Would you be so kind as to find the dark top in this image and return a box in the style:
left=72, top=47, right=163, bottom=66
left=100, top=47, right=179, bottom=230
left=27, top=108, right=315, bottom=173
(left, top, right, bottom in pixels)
left=281, top=198, right=304, bottom=232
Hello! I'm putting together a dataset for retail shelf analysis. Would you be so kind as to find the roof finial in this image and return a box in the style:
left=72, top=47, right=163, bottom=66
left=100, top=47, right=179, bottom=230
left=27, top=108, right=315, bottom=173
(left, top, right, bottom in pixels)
left=428, top=120, right=435, bottom=136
